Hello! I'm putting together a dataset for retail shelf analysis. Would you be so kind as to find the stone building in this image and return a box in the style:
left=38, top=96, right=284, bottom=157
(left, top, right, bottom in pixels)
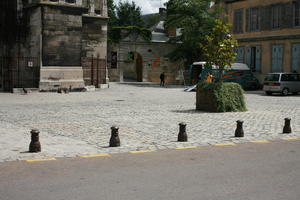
left=108, top=8, right=184, bottom=84
left=223, top=0, right=300, bottom=83
left=0, top=0, right=108, bottom=92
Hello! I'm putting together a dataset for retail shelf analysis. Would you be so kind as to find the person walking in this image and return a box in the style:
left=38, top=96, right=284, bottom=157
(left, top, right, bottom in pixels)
left=160, top=72, right=165, bottom=87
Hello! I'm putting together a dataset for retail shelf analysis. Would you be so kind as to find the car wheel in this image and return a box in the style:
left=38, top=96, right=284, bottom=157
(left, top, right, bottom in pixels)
left=265, top=91, right=272, bottom=95
left=282, top=88, right=289, bottom=96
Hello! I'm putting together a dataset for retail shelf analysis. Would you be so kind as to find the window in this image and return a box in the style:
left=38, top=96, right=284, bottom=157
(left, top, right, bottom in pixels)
left=294, top=1, right=300, bottom=27
left=271, top=45, right=283, bottom=72
left=111, top=52, right=117, bottom=69
left=271, top=5, right=281, bottom=29
left=235, top=46, right=244, bottom=63
left=233, top=9, right=243, bottom=33
left=246, top=46, right=261, bottom=72
left=264, top=74, right=280, bottom=81
left=281, top=74, right=298, bottom=81
left=291, top=44, right=300, bottom=72
left=249, top=7, right=260, bottom=31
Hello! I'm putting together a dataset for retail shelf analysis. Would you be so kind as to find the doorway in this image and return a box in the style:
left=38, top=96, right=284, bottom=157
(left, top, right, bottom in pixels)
left=135, top=53, right=143, bottom=82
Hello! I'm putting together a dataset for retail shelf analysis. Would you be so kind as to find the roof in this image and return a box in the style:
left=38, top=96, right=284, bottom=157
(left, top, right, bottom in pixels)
left=151, top=20, right=169, bottom=43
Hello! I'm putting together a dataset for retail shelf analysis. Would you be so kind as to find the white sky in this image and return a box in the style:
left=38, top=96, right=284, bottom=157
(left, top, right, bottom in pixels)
left=114, top=0, right=168, bottom=14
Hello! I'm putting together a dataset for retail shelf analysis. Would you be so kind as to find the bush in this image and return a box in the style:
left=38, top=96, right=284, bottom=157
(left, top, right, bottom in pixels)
left=196, top=82, right=247, bottom=112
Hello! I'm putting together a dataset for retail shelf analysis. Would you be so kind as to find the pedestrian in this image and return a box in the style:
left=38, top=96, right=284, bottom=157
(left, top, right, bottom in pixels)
left=160, top=72, right=165, bottom=87
left=206, top=72, right=213, bottom=83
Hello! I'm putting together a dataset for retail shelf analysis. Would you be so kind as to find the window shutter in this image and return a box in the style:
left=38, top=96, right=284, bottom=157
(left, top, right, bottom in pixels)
left=261, top=6, right=271, bottom=30
left=246, top=8, right=250, bottom=32
left=246, top=47, right=251, bottom=67
left=255, top=46, right=261, bottom=72
left=281, top=2, right=293, bottom=28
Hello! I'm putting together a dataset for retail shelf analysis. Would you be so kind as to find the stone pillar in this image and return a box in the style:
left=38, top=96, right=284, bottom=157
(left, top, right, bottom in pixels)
left=76, top=0, right=82, bottom=6
left=102, top=0, right=107, bottom=17
left=89, top=0, right=95, bottom=14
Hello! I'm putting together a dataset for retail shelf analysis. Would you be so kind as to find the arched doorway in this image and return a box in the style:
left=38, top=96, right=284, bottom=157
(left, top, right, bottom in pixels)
left=135, top=53, right=143, bottom=82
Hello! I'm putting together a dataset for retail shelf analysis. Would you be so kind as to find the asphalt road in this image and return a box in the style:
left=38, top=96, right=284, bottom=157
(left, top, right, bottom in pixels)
left=0, top=140, right=299, bottom=200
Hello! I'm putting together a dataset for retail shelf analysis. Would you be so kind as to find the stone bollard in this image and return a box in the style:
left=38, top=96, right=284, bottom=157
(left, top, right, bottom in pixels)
left=29, top=129, right=41, bottom=152
left=109, top=126, right=120, bottom=147
left=235, top=120, right=244, bottom=137
left=283, top=118, right=292, bottom=134
left=178, top=122, right=188, bottom=142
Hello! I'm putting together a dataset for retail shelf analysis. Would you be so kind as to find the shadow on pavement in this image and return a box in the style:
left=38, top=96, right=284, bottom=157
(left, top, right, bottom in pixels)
left=117, top=82, right=186, bottom=89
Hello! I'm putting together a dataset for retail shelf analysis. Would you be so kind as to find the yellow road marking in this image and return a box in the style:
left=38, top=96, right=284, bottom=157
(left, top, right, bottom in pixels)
left=250, top=140, right=270, bottom=144
left=130, top=150, right=156, bottom=154
left=282, top=137, right=300, bottom=141
left=80, top=154, right=110, bottom=158
left=26, top=158, right=56, bottom=162
left=214, top=143, right=236, bottom=146
left=176, top=146, right=198, bottom=150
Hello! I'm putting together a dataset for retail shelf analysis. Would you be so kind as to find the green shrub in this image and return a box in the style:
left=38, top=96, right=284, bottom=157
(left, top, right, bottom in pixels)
left=197, top=82, right=247, bottom=112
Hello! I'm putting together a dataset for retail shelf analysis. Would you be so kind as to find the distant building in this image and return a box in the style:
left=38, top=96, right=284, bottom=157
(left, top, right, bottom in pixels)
left=0, top=0, right=108, bottom=92
left=108, top=8, right=185, bottom=84
left=223, top=0, right=300, bottom=82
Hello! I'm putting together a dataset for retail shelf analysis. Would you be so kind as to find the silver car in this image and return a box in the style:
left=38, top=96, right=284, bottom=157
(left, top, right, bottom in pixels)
left=263, top=73, right=300, bottom=95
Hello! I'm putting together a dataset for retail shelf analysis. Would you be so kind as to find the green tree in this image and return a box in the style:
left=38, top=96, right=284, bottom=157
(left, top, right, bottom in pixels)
left=107, top=0, right=118, bottom=43
left=108, top=0, right=150, bottom=43
left=201, top=18, right=237, bottom=81
left=165, top=0, right=221, bottom=67
left=116, top=1, right=144, bottom=27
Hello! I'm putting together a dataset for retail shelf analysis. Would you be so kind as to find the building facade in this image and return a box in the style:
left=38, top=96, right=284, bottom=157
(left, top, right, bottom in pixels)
left=108, top=8, right=185, bottom=84
left=0, top=0, right=108, bottom=92
left=224, top=0, right=300, bottom=82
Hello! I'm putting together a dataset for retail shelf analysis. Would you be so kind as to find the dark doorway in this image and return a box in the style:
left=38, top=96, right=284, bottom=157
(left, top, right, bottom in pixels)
left=135, top=53, right=143, bottom=82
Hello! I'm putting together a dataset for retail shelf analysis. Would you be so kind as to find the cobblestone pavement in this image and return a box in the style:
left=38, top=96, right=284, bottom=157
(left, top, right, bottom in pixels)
left=0, top=82, right=299, bottom=162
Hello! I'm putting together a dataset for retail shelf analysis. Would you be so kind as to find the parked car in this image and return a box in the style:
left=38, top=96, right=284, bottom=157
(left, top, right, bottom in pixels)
left=263, top=73, right=300, bottom=95
left=199, top=63, right=260, bottom=90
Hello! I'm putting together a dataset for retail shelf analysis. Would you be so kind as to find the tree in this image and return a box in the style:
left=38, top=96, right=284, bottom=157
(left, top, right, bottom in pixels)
left=107, top=0, right=118, bottom=43
left=108, top=0, right=150, bottom=43
left=200, top=18, right=237, bottom=81
left=165, top=0, right=221, bottom=67
left=116, top=1, right=144, bottom=27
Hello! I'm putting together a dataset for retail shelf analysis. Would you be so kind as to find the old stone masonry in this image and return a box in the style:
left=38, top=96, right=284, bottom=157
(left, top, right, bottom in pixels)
left=0, top=82, right=299, bottom=162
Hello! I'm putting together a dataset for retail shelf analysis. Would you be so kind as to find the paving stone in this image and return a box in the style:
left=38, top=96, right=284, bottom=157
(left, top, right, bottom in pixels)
left=0, top=83, right=299, bottom=162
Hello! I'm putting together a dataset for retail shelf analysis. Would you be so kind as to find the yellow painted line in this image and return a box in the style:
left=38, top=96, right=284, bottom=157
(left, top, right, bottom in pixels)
left=176, top=146, right=198, bottom=150
left=282, top=137, right=300, bottom=141
left=250, top=140, right=270, bottom=144
left=130, top=150, right=156, bottom=154
left=80, top=154, right=110, bottom=158
left=26, top=158, right=56, bottom=162
left=214, top=143, right=236, bottom=146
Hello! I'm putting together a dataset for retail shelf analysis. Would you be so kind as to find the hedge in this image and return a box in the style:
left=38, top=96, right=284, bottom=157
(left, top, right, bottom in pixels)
left=197, top=82, right=247, bottom=112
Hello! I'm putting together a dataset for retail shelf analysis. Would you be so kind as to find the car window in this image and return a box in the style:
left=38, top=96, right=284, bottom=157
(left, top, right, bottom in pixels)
left=281, top=74, right=289, bottom=81
left=281, top=74, right=298, bottom=81
left=264, top=74, right=280, bottom=81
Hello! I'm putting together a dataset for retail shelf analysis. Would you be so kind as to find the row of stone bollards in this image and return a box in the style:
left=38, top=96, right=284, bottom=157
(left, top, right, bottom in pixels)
left=28, top=118, right=293, bottom=152
left=235, top=118, right=292, bottom=138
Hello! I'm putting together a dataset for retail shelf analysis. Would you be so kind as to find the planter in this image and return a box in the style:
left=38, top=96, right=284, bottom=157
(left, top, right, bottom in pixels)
left=196, top=82, right=247, bottom=112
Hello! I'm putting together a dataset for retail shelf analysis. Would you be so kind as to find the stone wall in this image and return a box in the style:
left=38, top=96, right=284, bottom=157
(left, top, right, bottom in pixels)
left=108, top=42, right=184, bottom=84
left=42, top=6, right=82, bottom=66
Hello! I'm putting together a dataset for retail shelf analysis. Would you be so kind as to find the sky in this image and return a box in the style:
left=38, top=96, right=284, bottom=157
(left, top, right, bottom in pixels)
left=114, top=0, right=168, bottom=14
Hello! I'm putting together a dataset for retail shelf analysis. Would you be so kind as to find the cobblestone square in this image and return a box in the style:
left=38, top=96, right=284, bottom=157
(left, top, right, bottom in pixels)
left=0, top=82, right=299, bottom=162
